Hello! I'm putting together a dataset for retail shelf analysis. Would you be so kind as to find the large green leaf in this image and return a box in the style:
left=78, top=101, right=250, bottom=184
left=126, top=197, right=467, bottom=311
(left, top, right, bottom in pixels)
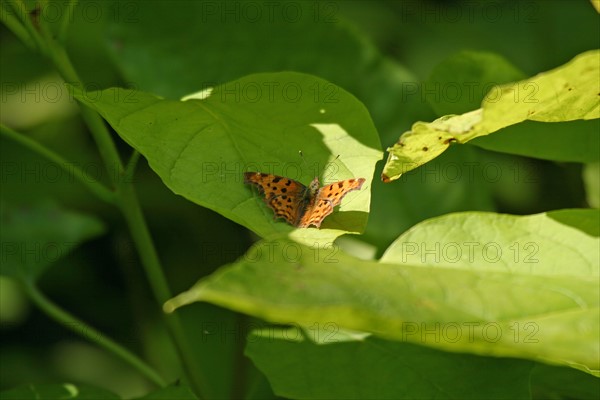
left=246, top=328, right=534, bottom=399
left=0, top=202, right=105, bottom=281
left=381, top=209, right=599, bottom=275
left=165, top=210, right=599, bottom=375
left=248, top=328, right=600, bottom=400
left=471, top=119, right=600, bottom=163
left=381, top=209, right=598, bottom=374
left=530, top=363, right=600, bottom=400
left=382, top=50, right=600, bottom=181
left=105, top=0, right=424, bottom=138
left=72, top=72, right=382, bottom=243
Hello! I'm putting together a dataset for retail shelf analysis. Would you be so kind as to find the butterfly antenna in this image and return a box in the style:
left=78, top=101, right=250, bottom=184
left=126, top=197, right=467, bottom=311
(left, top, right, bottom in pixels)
left=298, top=150, right=309, bottom=169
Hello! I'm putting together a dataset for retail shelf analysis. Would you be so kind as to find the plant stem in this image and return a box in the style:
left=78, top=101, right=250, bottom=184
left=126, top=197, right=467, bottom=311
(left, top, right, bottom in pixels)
left=0, top=1, right=34, bottom=49
left=21, top=279, right=166, bottom=387
left=7, top=0, right=45, bottom=52
left=0, top=124, right=116, bottom=205
left=117, top=182, right=212, bottom=397
left=58, top=0, right=78, bottom=43
left=46, top=45, right=124, bottom=178
left=21, top=10, right=211, bottom=399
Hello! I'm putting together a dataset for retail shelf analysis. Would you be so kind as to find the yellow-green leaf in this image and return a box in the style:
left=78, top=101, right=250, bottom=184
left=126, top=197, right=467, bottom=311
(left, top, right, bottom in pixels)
left=165, top=210, right=599, bottom=375
left=383, top=50, right=600, bottom=181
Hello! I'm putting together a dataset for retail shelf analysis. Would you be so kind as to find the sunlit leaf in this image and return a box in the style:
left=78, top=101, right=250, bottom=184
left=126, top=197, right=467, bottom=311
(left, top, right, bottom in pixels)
left=72, top=72, right=382, bottom=244
left=165, top=210, right=599, bottom=375
left=383, top=50, right=600, bottom=181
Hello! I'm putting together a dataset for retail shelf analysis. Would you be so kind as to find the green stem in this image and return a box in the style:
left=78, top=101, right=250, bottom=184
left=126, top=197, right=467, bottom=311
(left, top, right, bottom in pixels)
left=123, top=150, right=141, bottom=185
left=0, top=1, right=34, bottom=49
left=118, top=183, right=212, bottom=397
left=0, top=124, right=116, bottom=205
left=7, top=0, right=45, bottom=53
left=46, top=45, right=124, bottom=179
left=22, top=8, right=211, bottom=399
left=58, top=0, right=78, bottom=43
left=21, top=279, right=166, bottom=387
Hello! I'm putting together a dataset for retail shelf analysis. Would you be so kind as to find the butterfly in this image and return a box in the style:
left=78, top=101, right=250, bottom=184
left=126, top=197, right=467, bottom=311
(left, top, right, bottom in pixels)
left=244, top=172, right=365, bottom=228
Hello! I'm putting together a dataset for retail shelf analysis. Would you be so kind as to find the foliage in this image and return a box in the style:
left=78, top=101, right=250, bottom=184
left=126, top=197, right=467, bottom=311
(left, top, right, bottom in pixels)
left=1, top=1, right=598, bottom=399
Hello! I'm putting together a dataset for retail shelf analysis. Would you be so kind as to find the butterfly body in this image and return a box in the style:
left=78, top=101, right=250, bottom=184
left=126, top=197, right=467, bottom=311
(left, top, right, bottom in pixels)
left=244, top=172, right=365, bottom=228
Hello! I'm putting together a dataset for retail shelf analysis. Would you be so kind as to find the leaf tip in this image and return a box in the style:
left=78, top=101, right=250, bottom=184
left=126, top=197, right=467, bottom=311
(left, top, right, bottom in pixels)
left=163, top=300, right=177, bottom=314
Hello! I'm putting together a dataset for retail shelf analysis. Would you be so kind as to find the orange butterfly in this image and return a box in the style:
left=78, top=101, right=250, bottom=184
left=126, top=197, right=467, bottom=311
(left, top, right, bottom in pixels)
left=244, top=172, right=365, bottom=228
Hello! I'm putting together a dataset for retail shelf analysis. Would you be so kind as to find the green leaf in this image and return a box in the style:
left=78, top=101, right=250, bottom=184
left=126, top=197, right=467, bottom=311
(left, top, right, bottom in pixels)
left=470, top=119, right=600, bottom=163
left=134, top=384, right=197, bottom=399
left=382, top=50, right=600, bottom=181
left=381, top=210, right=599, bottom=276
left=381, top=209, right=599, bottom=374
left=72, top=72, right=382, bottom=243
left=426, top=51, right=525, bottom=116
left=0, top=383, right=120, bottom=399
left=107, top=0, right=373, bottom=99
left=105, top=0, right=422, bottom=137
left=0, top=202, right=105, bottom=281
left=246, top=328, right=534, bottom=400
left=546, top=208, right=599, bottom=237
left=530, top=363, right=600, bottom=400
left=165, top=210, right=599, bottom=375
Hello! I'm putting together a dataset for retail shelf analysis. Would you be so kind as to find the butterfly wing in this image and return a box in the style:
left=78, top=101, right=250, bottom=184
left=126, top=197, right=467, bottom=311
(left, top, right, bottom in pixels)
left=244, top=172, right=308, bottom=226
left=298, top=178, right=365, bottom=228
